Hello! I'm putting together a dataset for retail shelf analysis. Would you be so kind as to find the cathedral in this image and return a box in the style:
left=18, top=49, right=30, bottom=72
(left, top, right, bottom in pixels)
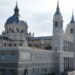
left=0, top=1, right=75, bottom=75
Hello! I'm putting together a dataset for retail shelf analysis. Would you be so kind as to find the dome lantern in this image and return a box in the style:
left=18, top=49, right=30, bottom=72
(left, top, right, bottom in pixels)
left=14, top=2, right=19, bottom=16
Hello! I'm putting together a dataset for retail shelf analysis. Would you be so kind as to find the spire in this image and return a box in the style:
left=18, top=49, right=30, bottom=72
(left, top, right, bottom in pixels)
left=55, top=0, right=61, bottom=15
left=14, top=2, right=19, bottom=16
left=70, top=11, right=74, bottom=23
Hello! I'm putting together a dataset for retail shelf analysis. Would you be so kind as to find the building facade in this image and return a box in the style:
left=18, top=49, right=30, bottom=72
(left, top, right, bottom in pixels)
left=0, top=1, right=75, bottom=75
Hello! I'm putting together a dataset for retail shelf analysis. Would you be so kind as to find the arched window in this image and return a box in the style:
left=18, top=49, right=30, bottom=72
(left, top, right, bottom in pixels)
left=55, top=21, right=58, bottom=27
left=70, top=28, right=73, bottom=33
left=20, top=44, right=22, bottom=46
left=4, top=43, right=6, bottom=46
left=16, top=28, right=19, bottom=32
left=9, top=44, right=12, bottom=46
left=12, top=29, right=14, bottom=33
left=14, top=44, right=16, bottom=46
left=9, top=28, right=12, bottom=32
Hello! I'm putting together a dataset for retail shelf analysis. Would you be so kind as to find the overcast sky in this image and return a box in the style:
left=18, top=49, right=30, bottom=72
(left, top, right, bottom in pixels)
left=0, top=0, right=75, bottom=36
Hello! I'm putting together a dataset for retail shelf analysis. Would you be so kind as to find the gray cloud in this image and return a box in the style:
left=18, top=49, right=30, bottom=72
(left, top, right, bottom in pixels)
left=23, top=12, right=53, bottom=36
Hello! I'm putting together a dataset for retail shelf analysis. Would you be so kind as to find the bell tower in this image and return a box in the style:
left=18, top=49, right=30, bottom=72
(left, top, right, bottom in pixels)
left=53, top=0, right=63, bottom=51
left=52, top=1, right=64, bottom=74
left=53, top=1, right=63, bottom=36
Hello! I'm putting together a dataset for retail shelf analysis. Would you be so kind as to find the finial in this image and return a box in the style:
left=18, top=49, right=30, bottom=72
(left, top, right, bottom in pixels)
left=54, top=0, right=61, bottom=15
left=57, top=0, right=59, bottom=5
left=57, top=0, right=59, bottom=9
left=16, top=0, right=18, bottom=7
left=16, top=0, right=18, bottom=4
left=72, top=9, right=74, bottom=16
left=14, top=1, right=19, bottom=16
left=15, top=1, right=18, bottom=10
left=70, top=10, right=74, bottom=23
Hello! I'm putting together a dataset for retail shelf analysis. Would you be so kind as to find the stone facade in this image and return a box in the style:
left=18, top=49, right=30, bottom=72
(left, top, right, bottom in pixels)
left=0, top=1, right=75, bottom=75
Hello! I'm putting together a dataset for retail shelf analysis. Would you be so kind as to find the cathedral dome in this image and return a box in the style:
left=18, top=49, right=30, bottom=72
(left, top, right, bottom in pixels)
left=5, top=15, right=19, bottom=25
left=5, top=3, right=20, bottom=25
